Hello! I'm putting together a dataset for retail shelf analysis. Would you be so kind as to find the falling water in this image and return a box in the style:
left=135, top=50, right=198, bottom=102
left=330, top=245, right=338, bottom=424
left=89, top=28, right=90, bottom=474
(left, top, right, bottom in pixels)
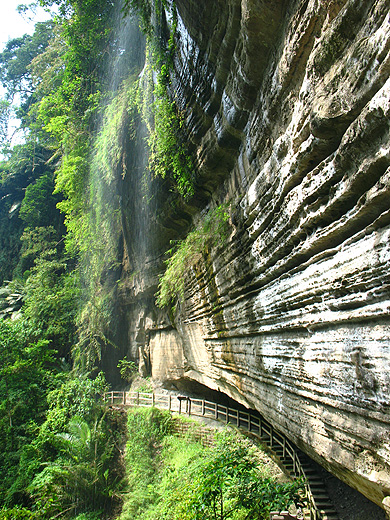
left=78, top=0, right=149, bottom=374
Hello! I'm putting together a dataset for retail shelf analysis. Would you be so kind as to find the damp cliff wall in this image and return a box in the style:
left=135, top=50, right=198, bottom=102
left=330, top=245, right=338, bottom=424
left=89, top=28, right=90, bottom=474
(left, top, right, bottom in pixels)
left=115, top=0, right=390, bottom=512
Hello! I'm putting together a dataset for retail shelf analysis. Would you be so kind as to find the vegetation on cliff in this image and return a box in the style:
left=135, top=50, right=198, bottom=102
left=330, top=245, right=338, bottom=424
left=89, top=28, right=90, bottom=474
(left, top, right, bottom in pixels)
left=157, top=204, right=231, bottom=308
left=125, top=0, right=195, bottom=198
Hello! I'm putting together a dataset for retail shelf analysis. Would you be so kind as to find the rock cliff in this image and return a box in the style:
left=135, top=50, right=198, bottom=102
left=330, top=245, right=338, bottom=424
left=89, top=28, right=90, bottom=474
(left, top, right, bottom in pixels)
left=115, top=0, right=390, bottom=512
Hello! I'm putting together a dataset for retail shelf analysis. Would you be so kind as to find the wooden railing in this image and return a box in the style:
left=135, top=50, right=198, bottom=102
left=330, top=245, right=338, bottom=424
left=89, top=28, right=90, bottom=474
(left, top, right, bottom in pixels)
left=104, top=391, right=333, bottom=520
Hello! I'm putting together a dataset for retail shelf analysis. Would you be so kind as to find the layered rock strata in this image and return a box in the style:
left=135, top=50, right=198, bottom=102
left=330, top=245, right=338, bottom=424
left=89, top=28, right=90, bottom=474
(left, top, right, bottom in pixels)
left=117, top=0, right=390, bottom=512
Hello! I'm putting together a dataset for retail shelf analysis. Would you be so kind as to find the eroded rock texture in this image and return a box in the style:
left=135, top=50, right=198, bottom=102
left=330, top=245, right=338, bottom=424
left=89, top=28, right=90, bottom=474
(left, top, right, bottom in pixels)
left=117, top=0, right=390, bottom=511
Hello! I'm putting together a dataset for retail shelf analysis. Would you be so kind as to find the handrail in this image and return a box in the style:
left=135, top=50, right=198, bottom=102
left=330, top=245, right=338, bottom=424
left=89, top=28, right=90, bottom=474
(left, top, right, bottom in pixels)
left=103, top=391, right=331, bottom=520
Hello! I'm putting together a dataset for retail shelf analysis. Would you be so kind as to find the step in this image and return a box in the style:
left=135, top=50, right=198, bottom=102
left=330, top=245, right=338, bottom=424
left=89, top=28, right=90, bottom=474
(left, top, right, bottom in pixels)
left=308, top=482, right=324, bottom=489
left=307, top=476, right=323, bottom=485
left=311, top=499, right=337, bottom=507
left=313, top=493, right=332, bottom=500
left=301, top=466, right=317, bottom=474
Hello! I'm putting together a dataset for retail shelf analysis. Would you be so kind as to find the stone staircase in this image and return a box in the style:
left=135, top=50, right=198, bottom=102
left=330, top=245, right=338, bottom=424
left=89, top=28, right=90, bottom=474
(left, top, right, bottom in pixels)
left=268, top=442, right=339, bottom=520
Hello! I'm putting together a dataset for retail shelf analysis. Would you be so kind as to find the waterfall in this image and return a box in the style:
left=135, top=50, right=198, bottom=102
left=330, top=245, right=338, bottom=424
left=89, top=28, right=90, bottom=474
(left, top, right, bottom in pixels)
left=76, top=0, right=149, bottom=373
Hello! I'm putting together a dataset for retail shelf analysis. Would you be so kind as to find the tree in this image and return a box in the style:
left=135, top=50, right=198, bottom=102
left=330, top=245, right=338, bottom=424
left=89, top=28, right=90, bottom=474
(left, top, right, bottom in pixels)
left=0, top=138, right=59, bottom=284
left=29, top=415, right=112, bottom=518
left=23, top=254, right=79, bottom=357
left=0, top=20, right=55, bottom=146
left=0, top=319, right=58, bottom=505
left=25, top=374, right=124, bottom=520
left=117, top=357, right=137, bottom=383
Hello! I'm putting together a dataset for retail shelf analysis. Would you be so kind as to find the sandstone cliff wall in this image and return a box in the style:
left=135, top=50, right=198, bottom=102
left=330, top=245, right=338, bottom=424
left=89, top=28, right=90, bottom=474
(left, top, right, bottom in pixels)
left=117, top=0, right=390, bottom=511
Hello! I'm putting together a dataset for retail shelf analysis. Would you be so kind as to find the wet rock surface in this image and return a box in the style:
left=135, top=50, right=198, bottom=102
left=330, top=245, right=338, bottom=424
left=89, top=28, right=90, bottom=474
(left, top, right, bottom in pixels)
left=117, top=0, right=390, bottom=512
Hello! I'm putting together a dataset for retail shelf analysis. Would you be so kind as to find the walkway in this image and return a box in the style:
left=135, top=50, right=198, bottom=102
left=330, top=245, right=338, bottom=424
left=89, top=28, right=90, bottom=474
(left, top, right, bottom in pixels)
left=104, top=390, right=339, bottom=520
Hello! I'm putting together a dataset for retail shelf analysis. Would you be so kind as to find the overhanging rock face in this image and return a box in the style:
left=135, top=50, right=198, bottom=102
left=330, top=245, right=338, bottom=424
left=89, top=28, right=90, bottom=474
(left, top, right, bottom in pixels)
left=118, top=0, right=390, bottom=511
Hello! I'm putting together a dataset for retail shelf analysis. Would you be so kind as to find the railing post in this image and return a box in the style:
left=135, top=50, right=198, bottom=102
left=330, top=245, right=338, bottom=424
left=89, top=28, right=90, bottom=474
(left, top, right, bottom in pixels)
left=293, top=450, right=296, bottom=474
left=215, top=403, right=218, bottom=420
left=259, top=416, right=262, bottom=436
left=179, top=398, right=182, bottom=414
left=283, top=436, right=286, bottom=458
left=137, top=392, right=139, bottom=406
left=225, top=407, right=228, bottom=424
left=168, top=395, right=171, bottom=411
left=202, top=400, right=205, bottom=415
left=122, top=391, right=125, bottom=405
left=270, top=425, right=274, bottom=447
left=248, top=413, right=251, bottom=431
left=237, top=411, right=240, bottom=428
left=152, top=393, right=155, bottom=407
left=188, top=398, right=191, bottom=416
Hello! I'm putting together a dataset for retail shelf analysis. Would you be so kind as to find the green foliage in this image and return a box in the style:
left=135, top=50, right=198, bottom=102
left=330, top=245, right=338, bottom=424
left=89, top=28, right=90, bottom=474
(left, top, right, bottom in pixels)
left=29, top=23, right=66, bottom=100
left=0, top=139, right=58, bottom=284
left=120, top=407, right=173, bottom=519
left=126, top=0, right=195, bottom=197
left=33, top=0, right=116, bottom=256
left=29, top=415, right=112, bottom=518
left=0, top=22, right=54, bottom=98
left=0, top=213, right=78, bottom=508
left=120, top=413, right=304, bottom=520
left=42, top=372, right=108, bottom=432
left=29, top=1, right=134, bottom=371
left=0, top=1, right=129, bottom=516
left=69, top=82, right=134, bottom=370
left=157, top=204, right=231, bottom=308
left=19, top=226, right=59, bottom=271
left=92, top=76, right=139, bottom=184
left=0, top=318, right=59, bottom=505
left=123, top=0, right=153, bottom=36
left=74, top=287, right=117, bottom=372
left=22, top=248, right=79, bottom=357
left=19, top=173, right=59, bottom=228
left=148, top=70, right=194, bottom=198
left=0, top=99, right=11, bottom=145
left=10, top=372, right=125, bottom=519
left=118, top=356, right=138, bottom=383
left=0, top=507, right=38, bottom=519
left=6, top=372, right=123, bottom=520
left=0, top=20, right=55, bottom=142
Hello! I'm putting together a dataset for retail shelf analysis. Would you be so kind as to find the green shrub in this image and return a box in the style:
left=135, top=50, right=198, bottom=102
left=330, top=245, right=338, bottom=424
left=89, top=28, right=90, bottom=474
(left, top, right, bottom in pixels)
left=117, top=357, right=138, bottom=383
